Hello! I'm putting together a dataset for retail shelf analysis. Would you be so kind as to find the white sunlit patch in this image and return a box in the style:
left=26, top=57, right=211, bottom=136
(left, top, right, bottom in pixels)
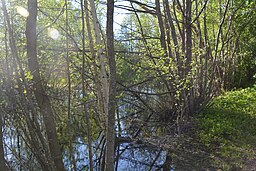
left=47, top=28, right=60, bottom=40
left=16, top=6, right=29, bottom=17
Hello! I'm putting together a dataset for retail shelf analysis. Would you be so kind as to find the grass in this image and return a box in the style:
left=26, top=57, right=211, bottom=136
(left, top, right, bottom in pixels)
left=196, top=86, right=256, bottom=170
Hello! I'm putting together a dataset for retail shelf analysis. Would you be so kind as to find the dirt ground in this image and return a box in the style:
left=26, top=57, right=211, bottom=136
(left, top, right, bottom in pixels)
left=243, top=158, right=256, bottom=171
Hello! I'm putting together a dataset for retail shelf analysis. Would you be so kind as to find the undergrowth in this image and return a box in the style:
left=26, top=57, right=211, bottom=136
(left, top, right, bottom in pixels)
left=196, top=86, right=256, bottom=170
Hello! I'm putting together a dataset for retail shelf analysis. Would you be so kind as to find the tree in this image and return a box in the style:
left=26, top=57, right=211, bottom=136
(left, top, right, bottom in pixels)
left=80, top=0, right=93, bottom=170
left=25, top=0, right=64, bottom=170
left=105, top=0, right=116, bottom=170
left=0, top=110, right=9, bottom=171
left=233, top=0, right=256, bottom=87
left=0, top=0, right=254, bottom=170
left=115, top=0, right=242, bottom=169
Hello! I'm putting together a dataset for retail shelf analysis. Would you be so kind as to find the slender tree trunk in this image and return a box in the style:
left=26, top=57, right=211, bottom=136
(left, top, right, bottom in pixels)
left=25, top=0, right=64, bottom=170
left=105, top=0, right=116, bottom=170
left=185, top=0, right=192, bottom=73
left=164, top=0, right=182, bottom=74
left=163, top=151, right=172, bottom=171
left=81, top=0, right=93, bottom=170
left=88, top=0, right=109, bottom=123
left=195, top=0, right=205, bottom=97
left=0, top=5, right=10, bottom=169
left=65, top=1, right=77, bottom=170
left=155, top=0, right=167, bottom=52
left=2, top=0, right=53, bottom=169
left=0, top=110, right=9, bottom=171
left=84, top=0, right=104, bottom=129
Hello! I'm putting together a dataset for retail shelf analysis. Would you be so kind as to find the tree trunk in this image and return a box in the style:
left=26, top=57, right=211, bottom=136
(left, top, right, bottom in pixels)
left=25, top=0, right=64, bottom=170
left=84, top=0, right=104, bottom=129
left=185, top=0, right=192, bottom=73
left=81, top=0, right=93, bottom=170
left=104, top=0, right=116, bottom=170
left=0, top=110, right=9, bottom=171
left=155, top=0, right=167, bottom=52
left=164, top=0, right=182, bottom=74
left=163, top=151, right=172, bottom=171
left=2, top=0, right=53, bottom=169
left=88, top=0, right=109, bottom=123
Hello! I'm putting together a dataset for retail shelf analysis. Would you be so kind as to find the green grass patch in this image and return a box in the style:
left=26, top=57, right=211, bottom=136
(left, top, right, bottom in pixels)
left=196, top=86, right=256, bottom=169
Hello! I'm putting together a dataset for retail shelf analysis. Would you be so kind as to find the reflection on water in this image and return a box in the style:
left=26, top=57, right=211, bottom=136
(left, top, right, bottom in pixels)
left=4, top=127, right=175, bottom=170
left=63, top=136, right=174, bottom=171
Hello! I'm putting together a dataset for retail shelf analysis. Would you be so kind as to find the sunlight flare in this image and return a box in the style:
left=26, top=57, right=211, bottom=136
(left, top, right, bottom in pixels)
left=16, top=6, right=29, bottom=17
left=47, top=28, right=60, bottom=39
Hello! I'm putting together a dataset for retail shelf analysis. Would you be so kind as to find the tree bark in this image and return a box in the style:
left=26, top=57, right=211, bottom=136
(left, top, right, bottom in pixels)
left=26, top=0, right=64, bottom=170
left=81, top=0, right=93, bottom=170
left=164, top=0, right=182, bottom=74
left=88, top=0, right=109, bottom=123
left=163, top=151, right=172, bottom=171
left=105, top=0, right=116, bottom=170
left=155, top=0, right=167, bottom=52
left=2, top=0, right=53, bottom=169
left=84, top=0, right=104, bottom=129
left=185, top=0, right=192, bottom=73
left=0, top=110, right=9, bottom=171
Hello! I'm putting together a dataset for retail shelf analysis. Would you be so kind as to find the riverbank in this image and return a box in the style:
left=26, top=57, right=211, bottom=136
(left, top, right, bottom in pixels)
left=195, top=86, right=256, bottom=170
